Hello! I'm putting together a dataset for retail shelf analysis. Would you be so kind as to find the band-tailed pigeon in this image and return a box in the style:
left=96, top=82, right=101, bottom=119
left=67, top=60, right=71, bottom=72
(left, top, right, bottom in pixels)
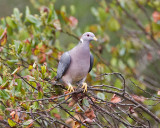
left=55, top=32, right=97, bottom=92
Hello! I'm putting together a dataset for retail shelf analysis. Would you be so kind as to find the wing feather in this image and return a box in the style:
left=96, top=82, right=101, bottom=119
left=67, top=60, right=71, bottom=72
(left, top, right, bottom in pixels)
left=55, top=52, right=71, bottom=80
left=89, top=53, right=94, bottom=73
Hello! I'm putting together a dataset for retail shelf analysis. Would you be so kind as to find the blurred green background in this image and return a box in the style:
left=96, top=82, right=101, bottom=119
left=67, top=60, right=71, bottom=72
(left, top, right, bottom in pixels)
left=0, top=0, right=98, bottom=28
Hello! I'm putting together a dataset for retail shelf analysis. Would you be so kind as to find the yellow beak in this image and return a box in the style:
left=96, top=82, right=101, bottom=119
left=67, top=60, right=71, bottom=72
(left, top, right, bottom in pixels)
left=93, top=36, right=98, bottom=41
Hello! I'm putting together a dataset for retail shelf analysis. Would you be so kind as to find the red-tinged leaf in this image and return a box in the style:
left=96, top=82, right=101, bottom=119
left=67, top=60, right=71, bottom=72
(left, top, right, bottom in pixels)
left=132, top=95, right=145, bottom=103
left=152, top=11, right=160, bottom=23
left=85, top=108, right=96, bottom=120
left=24, top=39, right=30, bottom=44
left=39, top=54, right=46, bottom=63
left=105, top=7, right=109, bottom=13
left=83, top=118, right=94, bottom=123
left=36, top=83, right=42, bottom=92
left=110, top=94, right=121, bottom=107
left=75, top=105, right=81, bottom=112
left=0, top=115, right=3, bottom=120
left=65, top=118, right=74, bottom=126
left=6, top=100, right=11, bottom=107
left=73, top=121, right=81, bottom=128
left=0, top=28, right=7, bottom=46
left=60, top=11, right=69, bottom=22
left=157, top=90, right=160, bottom=95
left=10, top=111, right=16, bottom=119
left=53, top=19, right=61, bottom=30
left=40, top=6, right=49, bottom=13
left=69, top=16, right=78, bottom=29
left=36, top=44, right=46, bottom=52
left=64, top=91, right=70, bottom=100
left=129, top=106, right=135, bottom=114
left=111, top=47, right=118, bottom=54
left=10, top=111, right=19, bottom=122
left=91, top=97, right=96, bottom=102
left=68, top=99, right=76, bottom=107
left=14, top=112, right=19, bottom=122
left=53, top=113, right=61, bottom=119
left=147, top=52, right=152, bottom=61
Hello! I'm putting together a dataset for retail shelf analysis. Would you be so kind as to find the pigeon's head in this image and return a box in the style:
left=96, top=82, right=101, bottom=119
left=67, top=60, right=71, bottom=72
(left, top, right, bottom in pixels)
left=80, top=32, right=97, bottom=43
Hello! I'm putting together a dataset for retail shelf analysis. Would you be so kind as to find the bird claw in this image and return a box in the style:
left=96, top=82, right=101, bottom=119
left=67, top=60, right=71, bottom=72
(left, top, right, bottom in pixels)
left=68, top=84, right=74, bottom=92
left=82, top=83, right=87, bottom=93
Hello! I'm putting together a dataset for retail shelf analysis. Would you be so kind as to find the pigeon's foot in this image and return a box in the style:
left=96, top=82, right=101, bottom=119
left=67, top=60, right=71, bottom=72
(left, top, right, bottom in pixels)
left=68, top=84, right=74, bottom=92
left=82, top=82, right=87, bottom=93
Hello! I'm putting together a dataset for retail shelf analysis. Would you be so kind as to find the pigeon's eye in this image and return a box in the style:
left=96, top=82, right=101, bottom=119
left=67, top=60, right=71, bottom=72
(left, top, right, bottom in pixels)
left=87, top=34, right=89, bottom=37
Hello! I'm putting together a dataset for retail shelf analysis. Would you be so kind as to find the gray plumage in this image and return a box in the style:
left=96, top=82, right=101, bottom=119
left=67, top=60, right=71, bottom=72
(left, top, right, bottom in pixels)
left=55, top=52, right=71, bottom=80
left=55, top=32, right=97, bottom=92
left=89, top=53, right=94, bottom=73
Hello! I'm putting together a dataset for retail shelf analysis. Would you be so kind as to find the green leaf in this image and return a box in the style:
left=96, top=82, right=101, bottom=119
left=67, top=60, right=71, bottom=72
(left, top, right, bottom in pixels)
left=8, top=118, right=16, bottom=127
left=51, top=70, right=56, bottom=79
left=13, top=8, right=21, bottom=21
left=114, top=79, right=122, bottom=89
left=152, top=22, right=160, bottom=32
left=18, top=43, right=23, bottom=54
left=0, top=27, right=4, bottom=36
left=127, top=58, right=135, bottom=68
left=70, top=5, right=76, bottom=15
left=0, top=77, right=2, bottom=84
left=0, top=80, right=9, bottom=89
left=98, top=8, right=107, bottom=21
left=119, top=47, right=126, bottom=56
left=14, top=40, right=21, bottom=53
left=18, top=29, right=29, bottom=40
left=7, top=59, right=18, bottom=65
left=38, top=91, right=43, bottom=99
left=26, top=15, right=41, bottom=27
left=48, top=4, right=58, bottom=23
left=97, top=92, right=105, bottom=100
left=91, top=7, right=99, bottom=17
left=111, top=57, right=117, bottom=67
left=16, top=79, right=22, bottom=92
left=118, top=60, right=126, bottom=70
left=53, top=20, right=61, bottom=30
left=83, top=98, right=90, bottom=107
left=25, top=7, right=41, bottom=27
left=25, top=6, right=31, bottom=16
left=23, top=119, right=33, bottom=126
left=6, top=16, right=16, bottom=28
left=0, top=90, right=10, bottom=100
left=107, top=17, right=120, bottom=31
left=41, top=65, right=46, bottom=78
left=31, top=102, right=39, bottom=110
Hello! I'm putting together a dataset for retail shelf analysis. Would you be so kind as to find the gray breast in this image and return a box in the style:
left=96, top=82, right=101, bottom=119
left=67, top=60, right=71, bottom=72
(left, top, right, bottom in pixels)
left=62, top=43, right=90, bottom=84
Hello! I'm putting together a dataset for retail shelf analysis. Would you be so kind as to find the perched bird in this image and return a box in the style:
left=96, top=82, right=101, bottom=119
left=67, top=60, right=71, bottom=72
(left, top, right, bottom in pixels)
left=55, top=32, right=97, bottom=92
